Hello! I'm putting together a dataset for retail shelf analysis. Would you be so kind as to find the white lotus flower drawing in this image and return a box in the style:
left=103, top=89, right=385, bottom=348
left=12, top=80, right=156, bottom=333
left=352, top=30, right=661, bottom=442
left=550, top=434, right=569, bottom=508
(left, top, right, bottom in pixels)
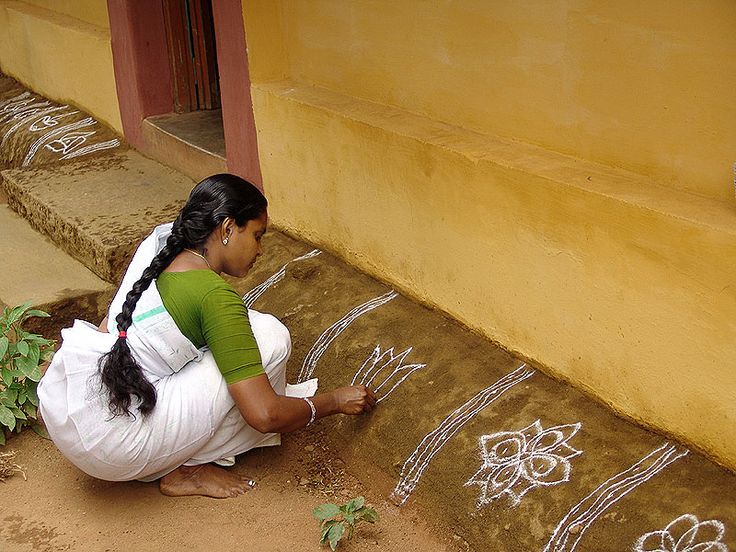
left=465, top=419, right=582, bottom=508
left=633, top=514, right=728, bottom=552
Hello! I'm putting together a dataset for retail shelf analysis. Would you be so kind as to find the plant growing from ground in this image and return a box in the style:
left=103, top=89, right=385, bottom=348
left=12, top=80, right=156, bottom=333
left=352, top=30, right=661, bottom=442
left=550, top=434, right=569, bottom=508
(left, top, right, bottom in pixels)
left=313, top=496, right=379, bottom=550
left=0, top=302, right=54, bottom=445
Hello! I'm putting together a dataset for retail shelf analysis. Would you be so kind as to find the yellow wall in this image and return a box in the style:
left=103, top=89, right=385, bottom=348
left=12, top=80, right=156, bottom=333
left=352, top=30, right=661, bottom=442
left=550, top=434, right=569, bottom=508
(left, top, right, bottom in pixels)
left=0, top=1, right=121, bottom=133
left=250, top=0, right=736, bottom=202
left=19, top=0, right=108, bottom=28
left=244, top=1, right=736, bottom=470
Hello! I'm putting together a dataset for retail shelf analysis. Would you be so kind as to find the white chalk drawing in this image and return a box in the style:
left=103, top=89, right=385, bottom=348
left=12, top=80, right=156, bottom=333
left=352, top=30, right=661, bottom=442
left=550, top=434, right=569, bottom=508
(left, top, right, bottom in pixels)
left=0, top=91, right=31, bottom=111
left=60, top=138, right=120, bottom=160
left=45, top=130, right=96, bottom=154
left=0, top=96, right=35, bottom=124
left=297, top=290, right=399, bottom=383
left=23, top=117, right=96, bottom=166
left=543, top=442, right=689, bottom=552
left=29, top=109, right=77, bottom=132
left=351, top=345, right=426, bottom=403
left=465, top=420, right=582, bottom=508
left=242, top=249, right=321, bottom=308
left=2, top=104, right=69, bottom=145
left=390, top=363, right=535, bottom=505
left=0, top=90, right=119, bottom=164
left=633, top=514, right=728, bottom=552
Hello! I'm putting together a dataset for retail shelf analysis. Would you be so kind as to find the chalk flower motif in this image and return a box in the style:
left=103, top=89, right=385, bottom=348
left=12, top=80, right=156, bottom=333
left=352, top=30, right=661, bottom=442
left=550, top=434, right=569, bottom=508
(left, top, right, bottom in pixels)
left=633, top=514, right=727, bottom=552
left=465, top=419, right=582, bottom=507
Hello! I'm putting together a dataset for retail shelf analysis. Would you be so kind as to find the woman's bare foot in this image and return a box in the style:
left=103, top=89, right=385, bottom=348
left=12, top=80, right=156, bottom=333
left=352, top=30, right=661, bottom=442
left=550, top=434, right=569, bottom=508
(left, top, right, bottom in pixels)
left=159, top=464, right=256, bottom=498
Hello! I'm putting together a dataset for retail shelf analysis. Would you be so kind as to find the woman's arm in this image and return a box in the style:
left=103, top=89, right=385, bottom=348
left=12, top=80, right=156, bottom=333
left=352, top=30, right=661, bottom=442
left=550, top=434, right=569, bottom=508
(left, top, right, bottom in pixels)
left=228, top=375, right=376, bottom=433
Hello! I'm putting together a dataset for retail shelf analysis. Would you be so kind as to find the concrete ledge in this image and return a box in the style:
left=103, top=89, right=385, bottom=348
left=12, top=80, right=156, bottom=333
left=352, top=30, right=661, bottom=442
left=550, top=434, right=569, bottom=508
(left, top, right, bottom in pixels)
left=0, top=0, right=122, bottom=132
left=0, top=205, right=112, bottom=339
left=252, top=81, right=736, bottom=471
left=142, top=112, right=227, bottom=183
left=1, top=150, right=194, bottom=283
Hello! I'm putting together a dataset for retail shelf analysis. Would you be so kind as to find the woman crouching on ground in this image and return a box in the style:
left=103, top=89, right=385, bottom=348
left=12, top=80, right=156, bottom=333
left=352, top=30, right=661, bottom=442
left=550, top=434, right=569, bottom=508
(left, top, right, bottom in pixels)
left=38, top=174, right=375, bottom=498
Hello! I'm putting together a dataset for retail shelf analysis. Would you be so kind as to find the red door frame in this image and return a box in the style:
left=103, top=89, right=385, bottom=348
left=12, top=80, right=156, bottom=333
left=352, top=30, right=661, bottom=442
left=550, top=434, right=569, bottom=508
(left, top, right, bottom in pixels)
left=107, top=0, right=263, bottom=188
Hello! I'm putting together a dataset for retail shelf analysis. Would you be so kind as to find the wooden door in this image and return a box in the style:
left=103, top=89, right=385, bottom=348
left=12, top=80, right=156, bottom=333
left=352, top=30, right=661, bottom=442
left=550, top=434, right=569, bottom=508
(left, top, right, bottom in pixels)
left=162, top=0, right=221, bottom=112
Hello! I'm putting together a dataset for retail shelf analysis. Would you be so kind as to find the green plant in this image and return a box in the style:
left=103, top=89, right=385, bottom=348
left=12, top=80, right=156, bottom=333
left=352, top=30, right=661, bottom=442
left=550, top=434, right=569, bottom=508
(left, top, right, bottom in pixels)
left=313, top=496, right=379, bottom=550
left=0, top=302, right=54, bottom=445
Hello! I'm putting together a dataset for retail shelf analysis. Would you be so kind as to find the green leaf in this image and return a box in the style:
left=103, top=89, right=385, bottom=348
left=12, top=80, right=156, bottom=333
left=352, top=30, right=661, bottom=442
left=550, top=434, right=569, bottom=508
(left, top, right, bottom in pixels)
left=9, top=406, right=26, bottom=420
left=355, top=507, right=379, bottom=523
left=0, top=405, right=16, bottom=431
left=327, top=522, right=345, bottom=551
left=344, top=496, right=365, bottom=513
left=0, top=429, right=5, bottom=446
left=0, top=336, right=8, bottom=360
left=1, top=368, right=12, bottom=387
left=313, top=503, right=341, bottom=521
left=27, top=366, right=42, bottom=383
left=14, top=355, right=38, bottom=378
left=343, top=513, right=355, bottom=525
left=31, top=423, right=49, bottom=440
left=27, top=342, right=40, bottom=366
left=320, top=520, right=339, bottom=544
left=16, top=340, right=29, bottom=357
left=6, top=302, right=32, bottom=326
left=23, top=402, right=37, bottom=420
left=0, top=387, right=18, bottom=406
left=23, top=309, right=50, bottom=320
left=25, top=384, right=39, bottom=407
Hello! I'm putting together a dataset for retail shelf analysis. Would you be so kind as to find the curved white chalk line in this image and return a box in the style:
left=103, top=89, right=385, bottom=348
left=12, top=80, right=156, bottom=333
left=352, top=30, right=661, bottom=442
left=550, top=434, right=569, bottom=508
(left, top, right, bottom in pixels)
left=60, top=138, right=120, bottom=160
left=2, top=104, right=67, bottom=145
left=391, top=363, right=535, bottom=505
left=633, top=513, right=727, bottom=552
left=297, top=290, right=398, bottom=383
left=351, top=345, right=426, bottom=403
left=242, top=249, right=321, bottom=308
left=466, top=420, right=583, bottom=508
left=23, top=116, right=94, bottom=166
left=0, top=91, right=31, bottom=111
left=542, top=442, right=689, bottom=552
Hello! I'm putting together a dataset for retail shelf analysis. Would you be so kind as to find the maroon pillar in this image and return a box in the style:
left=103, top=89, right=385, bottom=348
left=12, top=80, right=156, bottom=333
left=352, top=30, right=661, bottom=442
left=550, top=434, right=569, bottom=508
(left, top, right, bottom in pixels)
left=212, top=0, right=263, bottom=188
left=107, top=0, right=174, bottom=148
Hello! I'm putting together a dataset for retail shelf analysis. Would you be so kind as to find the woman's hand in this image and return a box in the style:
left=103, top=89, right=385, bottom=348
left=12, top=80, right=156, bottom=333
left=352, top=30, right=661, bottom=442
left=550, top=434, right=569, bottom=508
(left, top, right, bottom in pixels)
left=331, top=385, right=377, bottom=415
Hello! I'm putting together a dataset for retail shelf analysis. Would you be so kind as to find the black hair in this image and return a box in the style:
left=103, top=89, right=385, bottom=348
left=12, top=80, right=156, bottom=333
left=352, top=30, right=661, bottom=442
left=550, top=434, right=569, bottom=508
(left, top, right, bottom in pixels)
left=98, top=173, right=268, bottom=417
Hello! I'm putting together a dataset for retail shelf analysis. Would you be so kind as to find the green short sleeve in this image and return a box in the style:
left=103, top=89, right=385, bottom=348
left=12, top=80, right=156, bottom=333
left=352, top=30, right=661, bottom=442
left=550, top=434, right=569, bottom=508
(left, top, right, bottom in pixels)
left=156, top=271, right=265, bottom=385
left=200, top=285, right=265, bottom=385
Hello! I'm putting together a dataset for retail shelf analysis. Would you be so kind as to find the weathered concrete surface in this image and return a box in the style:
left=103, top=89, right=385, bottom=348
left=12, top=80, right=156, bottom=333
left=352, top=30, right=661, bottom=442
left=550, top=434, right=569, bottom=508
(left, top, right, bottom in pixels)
left=0, top=205, right=112, bottom=338
left=221, top=230, right=736, bottom=552
left=1, top=150, right=195, bottom=283
left=0, top=73, right=124, bottom=171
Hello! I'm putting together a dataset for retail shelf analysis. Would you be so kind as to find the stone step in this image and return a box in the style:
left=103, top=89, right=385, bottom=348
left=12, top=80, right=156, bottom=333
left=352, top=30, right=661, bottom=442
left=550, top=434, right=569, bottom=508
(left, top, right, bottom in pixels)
left=0, top=204, right=112, bottom=339
left=1, top=149, right=195, bottom=284
left=142, top=110, right=227, bottom=182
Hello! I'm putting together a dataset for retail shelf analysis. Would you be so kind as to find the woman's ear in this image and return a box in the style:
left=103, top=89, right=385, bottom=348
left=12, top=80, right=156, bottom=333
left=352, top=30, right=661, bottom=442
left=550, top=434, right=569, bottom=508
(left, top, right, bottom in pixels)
left=220, top=217, right=234, bottom=243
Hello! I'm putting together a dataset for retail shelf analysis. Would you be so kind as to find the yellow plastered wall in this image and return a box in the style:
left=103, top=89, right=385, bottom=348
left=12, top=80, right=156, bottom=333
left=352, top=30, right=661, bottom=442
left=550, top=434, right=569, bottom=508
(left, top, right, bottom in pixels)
left=0, top=1, right=121, bottom=133
left=243, top=1, right=736, bottom=470
left=252, top=0, right=736, bottom=202
left=19, top=0, right=109, bottom=28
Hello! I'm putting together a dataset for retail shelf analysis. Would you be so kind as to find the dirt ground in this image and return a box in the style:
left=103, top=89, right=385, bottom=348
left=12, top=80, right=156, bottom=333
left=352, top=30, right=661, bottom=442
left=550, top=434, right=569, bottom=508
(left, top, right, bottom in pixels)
left=1, top=428, right=455, bottom=552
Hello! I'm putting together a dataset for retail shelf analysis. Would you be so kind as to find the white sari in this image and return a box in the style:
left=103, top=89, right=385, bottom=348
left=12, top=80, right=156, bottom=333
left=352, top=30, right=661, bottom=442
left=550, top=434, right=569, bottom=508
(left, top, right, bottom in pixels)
left=39, top=224, right=316, bottom=482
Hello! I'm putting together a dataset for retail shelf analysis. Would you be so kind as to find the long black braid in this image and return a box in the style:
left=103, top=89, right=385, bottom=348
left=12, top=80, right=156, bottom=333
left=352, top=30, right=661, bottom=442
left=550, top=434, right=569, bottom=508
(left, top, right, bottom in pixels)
left=98, top=174, right=268, bottom=417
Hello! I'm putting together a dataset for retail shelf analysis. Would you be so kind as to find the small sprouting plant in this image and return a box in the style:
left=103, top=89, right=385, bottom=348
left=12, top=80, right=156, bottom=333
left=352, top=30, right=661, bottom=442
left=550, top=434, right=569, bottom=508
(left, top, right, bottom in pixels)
left=313, top=496, right=379, bottom=550
left=0, top=302, right=54, bottom=445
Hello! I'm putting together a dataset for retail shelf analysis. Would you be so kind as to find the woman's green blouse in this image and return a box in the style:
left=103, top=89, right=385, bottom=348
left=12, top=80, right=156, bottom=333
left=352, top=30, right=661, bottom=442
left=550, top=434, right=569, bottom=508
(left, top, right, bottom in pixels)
left=156, top=270, right=265, bottom=385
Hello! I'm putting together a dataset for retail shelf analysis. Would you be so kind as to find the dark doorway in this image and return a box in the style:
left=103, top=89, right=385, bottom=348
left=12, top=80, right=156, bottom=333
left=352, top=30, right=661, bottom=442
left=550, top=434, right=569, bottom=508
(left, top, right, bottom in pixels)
left=162, top=0, right=221, bottom=113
